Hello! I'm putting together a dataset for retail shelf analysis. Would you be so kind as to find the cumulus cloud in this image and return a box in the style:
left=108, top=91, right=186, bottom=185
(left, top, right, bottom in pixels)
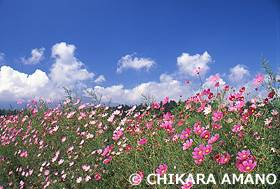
left=49, top=42, right=95, bottom=89
left=94, top=75, right=106, bottom=84
left=0, top=42, right=95, bottom=102
left=0, top=66, right=50, bottom=101
left=21, top=48, right=45, bottom=65
left=86, top=73, right=191, bottom=105
left=228, top=64, right=250, bottom=83
left=116, top=54, right=156, bottom=73
left=177, top=51, right=212, bottom=77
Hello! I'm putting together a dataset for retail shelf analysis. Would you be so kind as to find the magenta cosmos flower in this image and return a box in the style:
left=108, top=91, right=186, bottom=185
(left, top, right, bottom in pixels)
left=202, top=144, right=212, bottom=155
left=236, top=150, right=250, bottom=160
left=193, top=154, right=204, bottom=164
left=133, top=174, right=143, bottom=185
left=163, top=121, right=175, bottom=133
left=201, top=130, right=210, bottom=139
left=253, top=74, right=264, bottom=84
left=182, top=178, right=193, bottom=189
left=103, top=156, right=112, bottom=164
left=208, top=134, right=219, bottom=144
left=236, top=159, right=257, bottom=172
left=138, top=138, right=148, bottom=146
left=232, top=122, right=243, bottom=133
left=183, top=139, right=193, bottom=150
left=241, top=113, right=249, bottom=122
left=162, top=96, right=169, bottom=105
left=156, top=164, right=167, bottom=175
left=218, top=153, right=230, bottom=164
left=212, top=111, right=223, bottom=122
left=193, top=126, right=205, bottom=134
left=212, top=123, right=221, bottom=130
left=180, top=128, right=192, bottom=139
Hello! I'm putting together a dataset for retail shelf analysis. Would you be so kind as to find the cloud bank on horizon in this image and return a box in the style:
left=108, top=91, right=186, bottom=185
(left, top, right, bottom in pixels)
left=0, top=42, right=273, bottom=105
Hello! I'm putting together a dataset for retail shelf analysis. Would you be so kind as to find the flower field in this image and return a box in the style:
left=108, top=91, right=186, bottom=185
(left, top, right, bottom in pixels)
left=0, top=66, right=280, bottom=188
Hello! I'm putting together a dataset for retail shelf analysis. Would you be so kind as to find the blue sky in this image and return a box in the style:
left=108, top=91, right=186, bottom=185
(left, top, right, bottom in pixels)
left=0, top=0, right=279, bottom=107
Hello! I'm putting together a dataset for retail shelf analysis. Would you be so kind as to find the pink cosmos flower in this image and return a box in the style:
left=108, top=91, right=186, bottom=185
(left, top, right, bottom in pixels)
left=232, top=122, right=243, bottom=133
left=202, top=144, right=212, bottom=155
left=214, top=154, right=221, bottom=162
left=214, top=82, right=219, bottom=87
left=208, top=134, right=219, bottom=144
left=101, top=145, right=110, bottom=156
left=218, top=153, right=230, bottom=164
left=182, top=178, right=193, bottom=189
left=152, top=103, right=160, bottom=109
left=177, top=120, right=184, bottom=126
left=238, top=131, right=245, bottom=138
left=138, top=138, right=148, bottom=146
left=44, top=170, right=49, bottom=176
left=76, top=177, right=82, bottom=183
left=156, top=164, right=167, bottom=175
left=183, top=139, right=193, bottom=150
left=67, top=146, right=74, bottom=153
left=253, top=74, right=264, bottom=84
left=163, top=96, right=169, bottom=105
left=212, top=111, right=223, bottom=122
left=200, top=130, right=210, bottom=139
left=193, top=67, right=201, bottom=75
left=180, top=128, right=192, bottom=139
left=133, top=174, right=143, bottom=185
left=94, top=174, right=101, bottom=181
left=112, top=130, right=123, bottom=140
left=193, top=154, right=204, bottom=164
left=193, top=126, right=205, bottom=134
left=209, top=75, right=219, bottom=83
left=212, top=123, right=221, bottom=130
left=192, top=146, right=203, bottom=156
left=85, top=175, right=91, bottom=182
left=103, top=156, right=112, bottom=164
left=163, top=121, right=175, bottom=133
left=241, top=113, right=249, bottom=122
left=237, top=150, right=250, bottom=160
left=236, top=159, right=257, bottom=172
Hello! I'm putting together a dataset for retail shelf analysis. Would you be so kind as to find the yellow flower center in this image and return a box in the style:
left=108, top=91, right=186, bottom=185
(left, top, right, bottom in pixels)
left=246, top=167, right=250, bottom=170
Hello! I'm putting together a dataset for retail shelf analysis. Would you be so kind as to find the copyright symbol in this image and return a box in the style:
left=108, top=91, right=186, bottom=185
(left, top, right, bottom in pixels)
left=129, top=173, right=142, bottom=185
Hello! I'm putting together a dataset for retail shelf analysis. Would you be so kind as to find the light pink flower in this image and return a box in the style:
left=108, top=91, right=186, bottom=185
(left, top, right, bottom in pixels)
left=209, top=75, right=219, bottom=83
left=253, top=74, right=263, bottom=84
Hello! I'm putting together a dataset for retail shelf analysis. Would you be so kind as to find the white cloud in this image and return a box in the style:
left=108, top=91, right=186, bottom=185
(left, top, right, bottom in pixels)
left=86, top=73, right=191, bottom=105
left=0, top=66, right=50, bottom=101
left=94, top=75, right=106, bottom=84
left=228, top=64, right=250, bottom=83
left=116, top=54, right=156, bottom=73
left=0, top=42, right=95, bottom=102
left=21, top=48, right=45, bottom=65
left=49, top=42, right=95, bottom=89
left=177, top=51, right=212, bottom=77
